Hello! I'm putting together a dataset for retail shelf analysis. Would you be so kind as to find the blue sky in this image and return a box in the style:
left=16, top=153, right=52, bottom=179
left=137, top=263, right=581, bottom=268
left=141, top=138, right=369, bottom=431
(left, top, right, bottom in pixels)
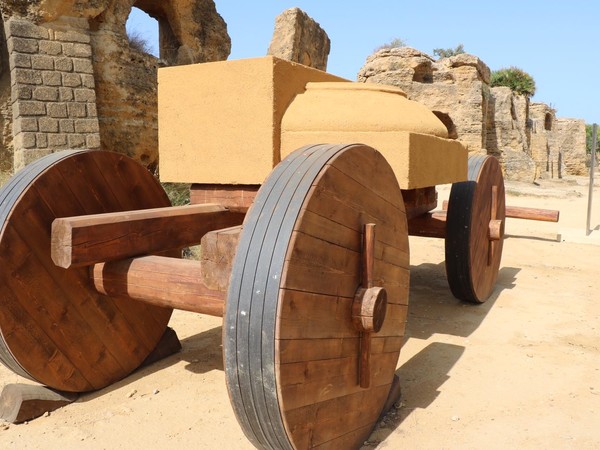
left=127, top=1, right=599, bottom=124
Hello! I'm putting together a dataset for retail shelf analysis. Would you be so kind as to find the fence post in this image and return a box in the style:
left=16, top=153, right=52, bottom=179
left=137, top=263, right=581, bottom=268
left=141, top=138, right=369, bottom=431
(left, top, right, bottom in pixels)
left=586, top=123, right=597, bottom=236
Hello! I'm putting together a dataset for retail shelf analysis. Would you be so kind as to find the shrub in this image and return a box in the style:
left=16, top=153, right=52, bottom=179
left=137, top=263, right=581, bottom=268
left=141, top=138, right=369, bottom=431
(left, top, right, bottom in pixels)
left=127, top=31, right=153, bottom=54
left=490, top=66, right=536, bottom=97
left=161, top=182, right=190, bottom=206
left=586, top=124, right=600, bottom=155
left=373, top=38, right=406, bottom=52
left=433, top=44, right=465, bottom=59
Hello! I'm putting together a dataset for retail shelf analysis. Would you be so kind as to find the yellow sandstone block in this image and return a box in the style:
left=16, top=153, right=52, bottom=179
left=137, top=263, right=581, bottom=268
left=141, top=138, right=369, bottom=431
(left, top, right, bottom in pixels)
left=281, top=82, right=467, bottom=189
left=158, top=56, right=346, bottom=184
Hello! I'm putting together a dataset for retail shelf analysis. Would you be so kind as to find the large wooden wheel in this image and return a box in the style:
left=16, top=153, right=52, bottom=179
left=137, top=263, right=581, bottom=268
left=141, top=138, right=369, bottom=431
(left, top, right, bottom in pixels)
left=0, top=150, right=173, bottom=392
left=224, top=144, right=409, bottom=450
left=445, top=154, right=505, bottom=303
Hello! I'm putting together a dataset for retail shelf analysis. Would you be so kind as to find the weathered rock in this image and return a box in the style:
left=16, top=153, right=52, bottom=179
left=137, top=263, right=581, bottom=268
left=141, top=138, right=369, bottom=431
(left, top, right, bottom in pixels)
left=267, top=7, right=330, bottom=71
left=500, top=148, right=537, bottom=183
left=487, top=86, right=530, bottom=157
left=357, top=46, right=587, bottom=181
left=0, top=0, right=231, bottom=174
left=358, top=48, right=491, bottom=153
left=553, top=118, right=587, bottom=176
left=529, top=102, right=555, bottom=178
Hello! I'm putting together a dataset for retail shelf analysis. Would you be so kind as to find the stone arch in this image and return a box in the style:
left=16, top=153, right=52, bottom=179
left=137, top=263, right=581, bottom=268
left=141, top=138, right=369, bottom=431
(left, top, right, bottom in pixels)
left=544, top=112, right=552, bottom=131
left=432, top=111, right=458, bottom=139
left=85, top=0, right=230, bottom=171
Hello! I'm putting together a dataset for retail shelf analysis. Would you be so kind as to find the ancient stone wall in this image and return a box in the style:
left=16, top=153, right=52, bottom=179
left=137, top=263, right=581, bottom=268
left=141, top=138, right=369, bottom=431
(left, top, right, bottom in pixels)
left=267, top=7, right=330, bottom=71
left=3, top=17, right=100, bottom=171
left=357, top=47, right=587, bottom=181
left=486, top=87, right=535, bottom=181
left=529, top=102, right=555, bottom=178
left=358, top=48, right=491, bottom=153
left=1, top=0, right=230, bottom=176
left=553, top=118, right=587, bottom=176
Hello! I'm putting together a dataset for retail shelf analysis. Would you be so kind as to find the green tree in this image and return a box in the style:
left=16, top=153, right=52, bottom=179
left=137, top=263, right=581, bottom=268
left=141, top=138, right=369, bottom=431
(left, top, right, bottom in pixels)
left=490, top=66, right=536, bottom=97
left=586, top=124, right=600, bottom=155
left=433, top=44, right=465, bottom=59
left=373, top=38, right=406, bottom=52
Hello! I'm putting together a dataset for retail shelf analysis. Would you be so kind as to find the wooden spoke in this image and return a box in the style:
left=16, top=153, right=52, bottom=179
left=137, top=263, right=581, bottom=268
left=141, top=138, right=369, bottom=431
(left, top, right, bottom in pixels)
left=224, top=144, right=409, bottom=450
left=445, top=154, right=506, bottom=303
left=0, top=150, right=173, bottom=392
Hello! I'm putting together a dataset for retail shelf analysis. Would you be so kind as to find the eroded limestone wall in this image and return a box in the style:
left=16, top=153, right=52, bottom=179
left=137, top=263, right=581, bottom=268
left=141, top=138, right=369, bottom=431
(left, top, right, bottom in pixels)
left=0, top=19, right=13, bottom=184
left=1, top=0, right=230, bottom=174
left=486, top=87, right=535, bottom=181
left=357, top=47, right=587, bottom=181
left=529, top=102, right=555, bottom=178
left=554, top=118, right=587, bottom=176
left=88, top=0, right=230, bottom=171
left=358, top=48, right=491, bottom=153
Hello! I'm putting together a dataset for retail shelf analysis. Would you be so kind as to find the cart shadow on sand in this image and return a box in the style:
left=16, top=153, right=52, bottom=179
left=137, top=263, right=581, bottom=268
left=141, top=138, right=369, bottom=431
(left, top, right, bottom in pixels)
left=364, top=262, right=520, bottom=444
left=78, top=326, right=224, bottom=403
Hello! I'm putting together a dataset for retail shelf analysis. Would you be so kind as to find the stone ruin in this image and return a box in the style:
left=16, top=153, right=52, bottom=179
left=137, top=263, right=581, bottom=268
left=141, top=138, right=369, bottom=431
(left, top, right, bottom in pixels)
left=0, top=0, right=231, bottom=182
left=358, top=47, right=588, bottom=181
left=0, top=3, right=333, bottom=183
left=267, top=7, right=330, bottom=72
left=0, top=2, right=586, bottom=184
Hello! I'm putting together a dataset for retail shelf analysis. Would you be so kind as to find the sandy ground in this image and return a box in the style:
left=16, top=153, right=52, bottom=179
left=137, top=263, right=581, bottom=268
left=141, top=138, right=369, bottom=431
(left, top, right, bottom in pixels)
left=0, top=174, right=599, bottom=449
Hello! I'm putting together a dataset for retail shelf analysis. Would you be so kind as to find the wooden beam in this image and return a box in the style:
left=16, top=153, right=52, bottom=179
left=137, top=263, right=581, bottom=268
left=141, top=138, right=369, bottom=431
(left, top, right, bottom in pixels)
left=52, top=204, right=245, bottom=268
left=407, top=211, right=447, bottom=238
left=92, top=256, right=226, bottom=317
left=505, top=205, right=560, bottom=222
left=442, top=200, right=559, bottom=222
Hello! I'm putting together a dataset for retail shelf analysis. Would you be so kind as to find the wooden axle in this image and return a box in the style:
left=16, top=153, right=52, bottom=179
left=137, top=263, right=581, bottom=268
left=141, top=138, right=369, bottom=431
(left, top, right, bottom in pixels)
left=92, top=256, right=226, bottom=317
left=410, top=204, right=559, bottom=239
left=441, top=200, right=559, bottom=222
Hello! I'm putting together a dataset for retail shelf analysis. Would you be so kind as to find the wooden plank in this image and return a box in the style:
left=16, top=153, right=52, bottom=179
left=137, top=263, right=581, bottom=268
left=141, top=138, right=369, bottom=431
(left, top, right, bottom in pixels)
left=200, top=225, right=242, bottom=292
left=278, top=336, right=403, bottom=364
left=401, top=187, right=438, bottom=220
left=306, top=165, right=409, bottom=253
left=52, top=204, right=245, bottom=269
left=284, top=383, right=390, bottom=448
left=408, top=211, right=447, bottom=238
left=321, top=145, right=404, bottom=210
left=277, top=352, right=398, bottom=411
left=190, top=183, right=259, bottom=210
left=92, top=256, right=226, bottom=316
left=277, top=289, right=407, bottom=339
left=293, top=209, right=409, bottom=269
left=0, top=384, right=78, bottom=424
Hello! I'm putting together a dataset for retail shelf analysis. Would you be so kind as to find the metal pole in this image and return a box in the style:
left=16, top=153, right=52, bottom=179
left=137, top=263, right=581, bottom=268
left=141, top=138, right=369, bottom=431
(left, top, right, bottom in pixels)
left=587, top=123, right=597, bottom=236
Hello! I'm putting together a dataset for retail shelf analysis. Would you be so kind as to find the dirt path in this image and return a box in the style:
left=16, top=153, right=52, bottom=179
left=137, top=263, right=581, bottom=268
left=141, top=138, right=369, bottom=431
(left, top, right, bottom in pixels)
left=0, top=176, right=598, bottom=449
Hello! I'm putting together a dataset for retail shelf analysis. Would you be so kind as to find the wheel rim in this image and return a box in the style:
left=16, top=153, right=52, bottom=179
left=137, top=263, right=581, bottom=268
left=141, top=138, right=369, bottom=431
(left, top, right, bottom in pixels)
left=225, top=144, right=409, bottom=449
left=445, top=155, right=505, bottom=303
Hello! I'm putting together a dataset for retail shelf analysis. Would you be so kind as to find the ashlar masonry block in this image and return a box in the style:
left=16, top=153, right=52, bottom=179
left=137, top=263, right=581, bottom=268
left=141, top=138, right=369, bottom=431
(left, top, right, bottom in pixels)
left=158, top=56, right=346, bottom=185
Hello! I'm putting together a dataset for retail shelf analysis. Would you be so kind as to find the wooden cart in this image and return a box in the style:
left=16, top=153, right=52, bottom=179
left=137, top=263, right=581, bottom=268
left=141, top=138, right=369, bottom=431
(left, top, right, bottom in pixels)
left=0, top=57, right=557, bottom=449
